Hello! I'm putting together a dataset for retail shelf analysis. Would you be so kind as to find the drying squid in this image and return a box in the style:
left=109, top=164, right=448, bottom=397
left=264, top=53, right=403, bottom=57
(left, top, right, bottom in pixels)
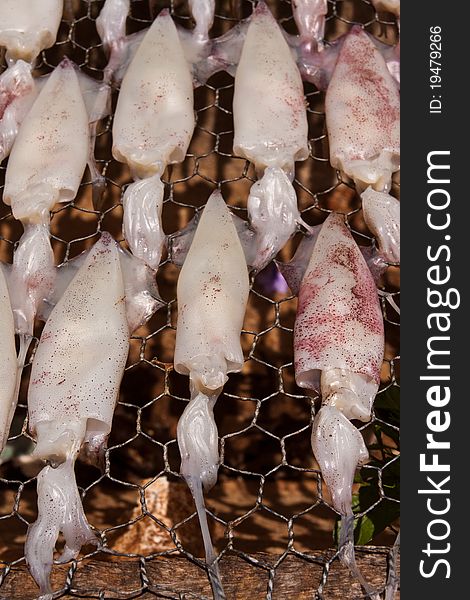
left=279, top=212, right=383, bottom=596
left=175, top=190, right=249, bottom=599
left=0, top=266, right=17, bottom=453
left=112, top=9, right=195, bottom=270
left=232, top=1, right=309, bottom=271
left=2, top=58, right=109, bottom=427
left=325, top=26, right=400, bottom=263
left=326, top=27, right=399, bottom=192
left=3, top=58, right=88, bottom=343
left=3, top=58, right=108, bottom=335
left=25, top=232, right=160, bottom=599
left=0, top=0, right=63, bottom=162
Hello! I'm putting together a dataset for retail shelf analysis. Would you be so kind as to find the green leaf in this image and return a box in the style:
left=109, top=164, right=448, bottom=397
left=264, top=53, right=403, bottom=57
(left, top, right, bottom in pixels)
left=353, top=513, right=377, bottom=545
left=354, top=499, right=400, bottom=544
left=374, top=386, right=400, bottom=427
left=333, top=466, right=400, bottom=546
left=334, top=499, right=400, bottom=546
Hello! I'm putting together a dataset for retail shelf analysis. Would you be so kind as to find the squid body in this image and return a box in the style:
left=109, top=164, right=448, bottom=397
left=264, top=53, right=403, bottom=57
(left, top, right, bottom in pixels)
left=326, top=27, right=399, bottom=192
left=0, top=0, right=63, bottom=161
left=175, top=190, right=249, bottom=599
left=326, top=26, right=400, bottom=264
left=228, top=2, right=309, bottom=271
left=232, top=2, right=309, bottom=271
left=292, top=213, right=384, bottom=423
left=25, top=232, right=160, bottom=599
left=3, top=58, right=108, bottom=335
left=112, top=9, right=195, bottom=270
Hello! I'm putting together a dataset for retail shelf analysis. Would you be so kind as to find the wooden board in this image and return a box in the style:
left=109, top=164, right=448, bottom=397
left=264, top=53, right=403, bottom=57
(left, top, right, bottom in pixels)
left=0, top=548, right=399, bottom=599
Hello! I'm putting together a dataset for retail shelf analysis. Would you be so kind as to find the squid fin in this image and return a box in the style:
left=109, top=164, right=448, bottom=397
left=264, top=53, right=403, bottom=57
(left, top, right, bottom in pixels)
left=76, top=71, right=111, bottom=210
left=167, top=212, right=200, bottom=267
left=7, top=221, right=55, bottom=336
left=116, top=243, right=164, bottom=332
left=39, top=233, right=162, bottom=332
left=275, top=224, right=322, bottom=295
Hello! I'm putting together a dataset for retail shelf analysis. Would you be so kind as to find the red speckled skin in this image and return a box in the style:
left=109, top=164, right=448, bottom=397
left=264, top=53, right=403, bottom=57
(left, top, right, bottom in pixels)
left=325, top=26, right=399, bottom=173
left=294, top=213, right=384, bottom=391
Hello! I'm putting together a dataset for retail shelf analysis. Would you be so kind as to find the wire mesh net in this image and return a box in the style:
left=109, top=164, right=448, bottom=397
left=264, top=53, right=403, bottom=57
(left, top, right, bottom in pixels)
left=0, top=1, right=400, bottom=598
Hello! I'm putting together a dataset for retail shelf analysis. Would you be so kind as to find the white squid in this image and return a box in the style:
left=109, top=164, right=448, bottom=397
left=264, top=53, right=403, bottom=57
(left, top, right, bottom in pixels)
left=25, top=232, right=160, bottom=599
left=2, top=58, right=109, bottom=425
left=0, top=0, right=63, bottom=162
left=3, top=58, right=87, bottom=358
left=0, top=266, right=17, bottom=453
left=279, top=212, right=384, bottom=597
left=325, top=26, right=400, bottom=265
left=232, top=1, right=309, bottom=271
left=112, top=9, right=195, bottom=270
left=175, top=190, right=249, bottom=599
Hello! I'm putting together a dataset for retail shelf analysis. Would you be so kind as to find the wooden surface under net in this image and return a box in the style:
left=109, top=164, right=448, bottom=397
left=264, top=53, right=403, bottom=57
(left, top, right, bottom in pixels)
left=0, top=1, right=400, bottom=598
